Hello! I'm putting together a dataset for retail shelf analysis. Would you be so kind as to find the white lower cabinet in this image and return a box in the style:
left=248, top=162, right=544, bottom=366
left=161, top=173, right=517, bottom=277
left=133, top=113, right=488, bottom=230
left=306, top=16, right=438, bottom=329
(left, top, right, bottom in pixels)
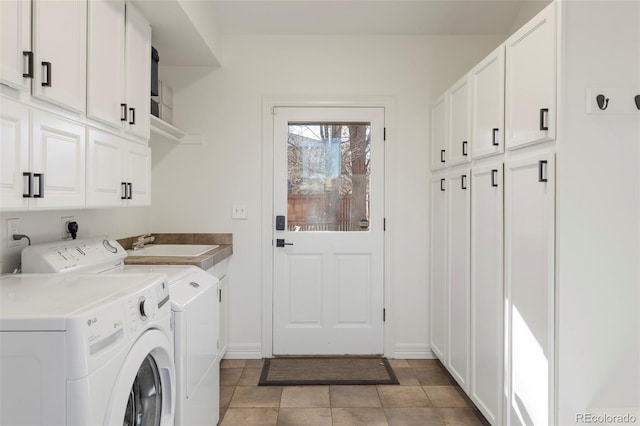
left=1, top=105, right=86, bottom=211
left=470, top=162, right=503, bottom=425
left=87, top=127, right=150, bottom=207
left=504, top=152, right=555, bottom=426
left=429, top=172, right=447, bottom=360
left=217, top=275, right=228, bottom=359
left=446, top=168, right=471, bottom=391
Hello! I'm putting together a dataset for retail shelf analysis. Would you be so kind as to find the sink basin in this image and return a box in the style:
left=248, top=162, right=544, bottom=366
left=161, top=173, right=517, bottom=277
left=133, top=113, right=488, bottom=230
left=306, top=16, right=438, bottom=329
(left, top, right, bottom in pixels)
left=127, top=244, right=219, bottom=257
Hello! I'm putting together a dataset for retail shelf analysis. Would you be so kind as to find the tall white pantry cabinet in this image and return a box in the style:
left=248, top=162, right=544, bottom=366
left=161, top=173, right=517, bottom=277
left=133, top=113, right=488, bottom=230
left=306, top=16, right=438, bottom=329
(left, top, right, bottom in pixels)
left=429, top=1, right=640, bottom=425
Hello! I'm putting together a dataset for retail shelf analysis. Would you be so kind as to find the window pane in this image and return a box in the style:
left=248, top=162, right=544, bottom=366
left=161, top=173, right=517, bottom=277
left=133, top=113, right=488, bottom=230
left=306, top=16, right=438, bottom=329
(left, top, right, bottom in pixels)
left=287, top=122, right=370, bottom=232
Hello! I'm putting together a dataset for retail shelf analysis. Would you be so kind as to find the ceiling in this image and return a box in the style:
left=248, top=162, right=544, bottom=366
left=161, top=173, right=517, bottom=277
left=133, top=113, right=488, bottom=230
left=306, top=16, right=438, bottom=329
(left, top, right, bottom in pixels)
left=194, top=0, right=549, bottom=36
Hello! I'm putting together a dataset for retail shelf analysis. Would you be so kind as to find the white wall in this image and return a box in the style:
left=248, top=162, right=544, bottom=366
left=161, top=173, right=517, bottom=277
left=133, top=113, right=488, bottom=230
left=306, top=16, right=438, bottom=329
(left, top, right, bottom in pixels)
left=0, top=208, right=151, bottom=273
left=152, top=34, right=504, bottom=358
left=557, top=1, right=640, bottom=423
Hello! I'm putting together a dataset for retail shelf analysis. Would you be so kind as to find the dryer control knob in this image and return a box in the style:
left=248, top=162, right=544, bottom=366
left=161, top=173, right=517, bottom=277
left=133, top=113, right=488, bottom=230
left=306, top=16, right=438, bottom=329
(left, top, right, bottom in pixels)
left=138, top=297, right=149, bottom=320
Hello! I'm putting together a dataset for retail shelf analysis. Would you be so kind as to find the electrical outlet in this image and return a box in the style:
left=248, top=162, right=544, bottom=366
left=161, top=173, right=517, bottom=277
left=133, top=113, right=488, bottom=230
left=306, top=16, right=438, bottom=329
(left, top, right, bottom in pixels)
left=7, top=218, right=21, bottom=247
left=61, top=216, right=75, bottom=239
left=232, top=204, right=248, bottom=219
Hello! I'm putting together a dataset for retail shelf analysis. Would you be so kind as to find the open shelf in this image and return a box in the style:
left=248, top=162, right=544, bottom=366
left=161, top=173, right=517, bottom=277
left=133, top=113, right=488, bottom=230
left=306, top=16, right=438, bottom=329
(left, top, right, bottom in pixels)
left=150, top=115, right=185, bottom=143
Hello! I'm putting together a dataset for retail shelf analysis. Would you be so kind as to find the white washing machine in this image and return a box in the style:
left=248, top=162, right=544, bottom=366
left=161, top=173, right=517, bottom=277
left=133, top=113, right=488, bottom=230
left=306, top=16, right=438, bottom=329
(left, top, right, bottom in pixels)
left=0, top=272, right=175, bottom=426
left=21, top=236, right=220, bottom=426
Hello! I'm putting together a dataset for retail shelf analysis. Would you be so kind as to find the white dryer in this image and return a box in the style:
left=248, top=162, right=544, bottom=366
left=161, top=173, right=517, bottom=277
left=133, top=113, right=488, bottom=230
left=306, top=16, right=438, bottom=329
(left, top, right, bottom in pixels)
left=0, top=272, right=175, bottom=426
left=21, top=237, right=220, bottom=426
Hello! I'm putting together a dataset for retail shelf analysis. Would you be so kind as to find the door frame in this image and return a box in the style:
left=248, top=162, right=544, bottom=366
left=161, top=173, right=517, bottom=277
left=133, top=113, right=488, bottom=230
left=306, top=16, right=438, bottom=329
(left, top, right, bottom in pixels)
left=261, top=95, right=395, bottom=358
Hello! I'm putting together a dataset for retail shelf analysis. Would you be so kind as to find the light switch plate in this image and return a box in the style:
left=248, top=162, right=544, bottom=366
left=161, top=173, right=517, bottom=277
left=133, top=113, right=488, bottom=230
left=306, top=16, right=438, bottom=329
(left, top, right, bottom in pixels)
left=232, top=204, right=248, bottom=219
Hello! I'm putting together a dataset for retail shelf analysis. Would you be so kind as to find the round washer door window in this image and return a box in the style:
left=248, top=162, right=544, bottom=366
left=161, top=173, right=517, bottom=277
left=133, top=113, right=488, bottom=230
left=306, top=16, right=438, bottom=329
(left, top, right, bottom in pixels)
left=123, top=354, right=162, bottom=426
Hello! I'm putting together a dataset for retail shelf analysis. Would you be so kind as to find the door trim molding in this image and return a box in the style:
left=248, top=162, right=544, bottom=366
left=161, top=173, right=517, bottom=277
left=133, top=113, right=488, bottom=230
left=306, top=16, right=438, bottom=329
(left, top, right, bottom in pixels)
left=261, top=95, right=396, bottom=358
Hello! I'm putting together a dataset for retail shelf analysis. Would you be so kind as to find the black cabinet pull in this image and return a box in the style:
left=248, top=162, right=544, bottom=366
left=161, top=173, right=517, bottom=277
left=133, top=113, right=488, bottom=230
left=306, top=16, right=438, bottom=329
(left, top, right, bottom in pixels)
left=440, top=178, right=445, bottom=192
left=440, top=149, right=445, bottom=163
left=538, top=160, right=548, bottom=182
left=22, top=172, right=33, bottom=198
left=41, top=61, right=51, bottom=87
left=539, top=108, right=549, bottom=131
left=462, top=141, right=468, bottom=156
left=121, top=104, right=128, bottom=121
left=461, top=174, right=467, bottom=190
left=129, top=107, right=135, bottom=125
left=33, top=173, right=44, bottom=198
left=492, top=128, right=499, bottom=146
left=22, top=51, right=33, bottom=78
left=218, top=288, right=222, bottom=303
left=121, top=182, right=127, bottom=200
left=491, top=169, right=498, bottom=187
left=127, top=182, right=132, bottom=199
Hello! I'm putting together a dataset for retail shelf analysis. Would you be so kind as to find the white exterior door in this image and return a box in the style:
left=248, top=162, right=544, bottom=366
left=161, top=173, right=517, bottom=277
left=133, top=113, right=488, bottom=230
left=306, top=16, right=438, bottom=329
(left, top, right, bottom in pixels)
left=273, top=107, right=385, bottom=355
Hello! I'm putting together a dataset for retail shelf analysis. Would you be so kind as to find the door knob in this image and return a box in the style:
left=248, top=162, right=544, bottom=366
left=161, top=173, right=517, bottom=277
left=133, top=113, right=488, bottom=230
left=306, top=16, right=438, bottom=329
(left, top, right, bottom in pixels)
left=276, top=239, right=293, bottom=248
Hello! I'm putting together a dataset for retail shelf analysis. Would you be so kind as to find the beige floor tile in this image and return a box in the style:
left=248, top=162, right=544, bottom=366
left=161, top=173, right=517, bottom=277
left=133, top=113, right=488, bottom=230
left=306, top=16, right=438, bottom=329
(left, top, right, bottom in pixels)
left=423, top=386, right=471, bottom=408
left=246, top=359, right=266, bottom=369
left=377, top=385, right=431, bottom=408
left=220, top=407, right=278, bottom=426
left=332, top=407, right=388, bottom=426
left=330, top=385, right=382, bottom=408
left=221, top=368, right=243, bottom=386
left=276, top=408, right=332, bottom=426
left=229, top=385, right=283, bottom=408
left=384, top=408, right=445, bottom=426
left=413, top=366, right=457, bottom=386
left=438, top=408, right=489, bottom=425
left=239, top=367, right=263, bottom=386
left=388, top=359, right=410, bottom=368
left=221, top=359, right=248, bottom=369
left=220, top=385, right=236, bottom=408
left=280, top=386, right=330, bottom=408
left=391, top=367, right=421, bottom=386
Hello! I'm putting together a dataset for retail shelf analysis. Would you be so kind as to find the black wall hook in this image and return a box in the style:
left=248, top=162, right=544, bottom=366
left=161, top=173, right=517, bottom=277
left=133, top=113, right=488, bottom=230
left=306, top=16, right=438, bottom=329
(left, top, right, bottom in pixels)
left=635, top=95, right=640, bottom=110
left=596, top=94, right=609, bottom=110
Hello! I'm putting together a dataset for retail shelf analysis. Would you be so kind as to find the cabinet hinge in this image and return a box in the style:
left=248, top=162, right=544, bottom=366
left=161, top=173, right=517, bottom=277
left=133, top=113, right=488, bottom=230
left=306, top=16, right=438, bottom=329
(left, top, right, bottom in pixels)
left=383, top=127, right=386, bottom=141
left=383, top=308, right=386, bottom=322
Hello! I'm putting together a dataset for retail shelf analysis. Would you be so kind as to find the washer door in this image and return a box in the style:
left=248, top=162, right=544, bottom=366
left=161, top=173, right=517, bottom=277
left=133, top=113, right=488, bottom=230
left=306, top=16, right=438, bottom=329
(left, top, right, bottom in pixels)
left=105, top=329, right=175, bottom=426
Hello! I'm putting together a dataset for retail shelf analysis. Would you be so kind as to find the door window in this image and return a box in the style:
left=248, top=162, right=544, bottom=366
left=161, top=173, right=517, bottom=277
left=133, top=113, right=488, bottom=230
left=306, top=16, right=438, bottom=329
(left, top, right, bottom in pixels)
left=123, top=354, right=162, bottom=426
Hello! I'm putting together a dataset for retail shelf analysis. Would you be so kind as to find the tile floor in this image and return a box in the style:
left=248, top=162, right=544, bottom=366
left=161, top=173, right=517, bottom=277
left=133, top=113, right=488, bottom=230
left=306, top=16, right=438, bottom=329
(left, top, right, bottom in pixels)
left=219, top=358, right=490, bottom=425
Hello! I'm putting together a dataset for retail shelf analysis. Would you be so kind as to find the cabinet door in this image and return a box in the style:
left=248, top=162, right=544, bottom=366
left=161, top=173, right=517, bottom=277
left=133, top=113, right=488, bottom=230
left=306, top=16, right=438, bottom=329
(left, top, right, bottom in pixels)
left=31, top=110, right=86, bottom=209
left=505, top=152, right=555, bottom=426
left=447, top=169, right=470, bottom=391
left=429, top=173, right=447, bottom=360
left=123, top=140, right=151, bottom=206
left=124, top=3, right=151, bottom=140
left=87, top=0, right=125, bottom=128
left=0, top=98, right=30, bottom=211
left=505, top=3, right=556, bottom=150
left=86, top=128, right=125, bottom=207
left=470, top=163, right=503, bottom=425
left=471, top=45, right=504, bottom=159
left=218, top=276, right=228, bottom=359
left=430, top=94, right=447, bottom=170
left=32, top=0, right=87, bottom=113
left=447, top=76, right=471, bottom=166
left=0, top=0, right=32, bottom=91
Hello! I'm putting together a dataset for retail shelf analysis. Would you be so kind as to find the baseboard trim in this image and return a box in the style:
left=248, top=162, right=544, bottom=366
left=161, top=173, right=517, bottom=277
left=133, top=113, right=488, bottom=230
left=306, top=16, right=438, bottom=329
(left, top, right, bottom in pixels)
left=224, top=344, right=263, bottom=359
left=391, top=344, right=436, bottom=359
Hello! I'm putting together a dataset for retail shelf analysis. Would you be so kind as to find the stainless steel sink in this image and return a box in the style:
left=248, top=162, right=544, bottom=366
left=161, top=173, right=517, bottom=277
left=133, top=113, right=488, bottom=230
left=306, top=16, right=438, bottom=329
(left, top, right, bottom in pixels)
left=127, top=244, right=219, bottom=257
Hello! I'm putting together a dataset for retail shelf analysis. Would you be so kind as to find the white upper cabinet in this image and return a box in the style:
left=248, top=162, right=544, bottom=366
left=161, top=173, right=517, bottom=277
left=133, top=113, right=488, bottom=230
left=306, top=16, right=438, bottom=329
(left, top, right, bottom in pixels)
left=471, top=45, right=505, bottom=159
left=86, top=128, right=125, bottom=207
left=0, top=0, right=32, bottom=91
left=124, top=3, right=151, bottom=140
left=123, top=140, right=151, bottom=206
left=30, top=109, right=86, bottom=209
left=87, top=0, right=126, bottom=128
left=32, top=0, right=87, bottom=114
left=505, top=3, right=556, bottom=150
left=0, top=98, right=30, bottom=211
left=430, top=94, right=447, bottom=170
left=447, top=75, right=471, bottom=166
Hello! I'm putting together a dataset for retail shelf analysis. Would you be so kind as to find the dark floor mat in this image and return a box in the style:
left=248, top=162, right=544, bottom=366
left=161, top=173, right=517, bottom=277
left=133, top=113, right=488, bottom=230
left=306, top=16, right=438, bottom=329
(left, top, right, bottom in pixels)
left=258, top=357, right=399, bottom=386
